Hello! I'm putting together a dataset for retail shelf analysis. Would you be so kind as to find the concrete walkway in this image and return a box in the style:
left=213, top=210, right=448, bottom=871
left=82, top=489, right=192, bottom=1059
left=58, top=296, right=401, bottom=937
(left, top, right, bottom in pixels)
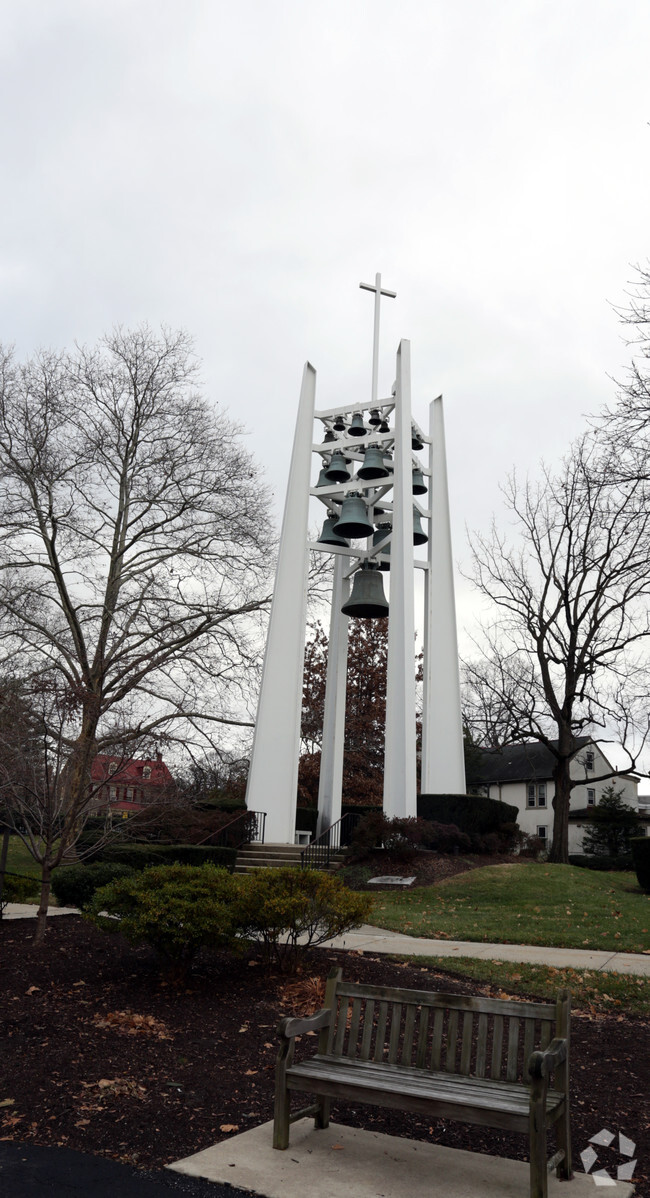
left=320, top=923, right=650, bottom=976
left=4, top=906, right=650, bottom=976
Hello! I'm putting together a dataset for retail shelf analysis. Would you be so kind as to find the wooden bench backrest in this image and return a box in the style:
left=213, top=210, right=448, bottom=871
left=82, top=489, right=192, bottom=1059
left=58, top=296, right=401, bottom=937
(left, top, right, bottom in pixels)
left=318, top=972, right=570, bottom=1086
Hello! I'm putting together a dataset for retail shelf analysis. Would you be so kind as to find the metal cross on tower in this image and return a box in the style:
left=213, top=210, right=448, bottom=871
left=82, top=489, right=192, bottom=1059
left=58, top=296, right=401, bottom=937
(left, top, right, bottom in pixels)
left=359, top=273, right=397, bottom=408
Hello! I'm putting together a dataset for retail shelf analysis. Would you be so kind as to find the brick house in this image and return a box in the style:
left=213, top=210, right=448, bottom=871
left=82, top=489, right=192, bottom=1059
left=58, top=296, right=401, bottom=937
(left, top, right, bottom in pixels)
left=91, top=751, right=177, bottom=817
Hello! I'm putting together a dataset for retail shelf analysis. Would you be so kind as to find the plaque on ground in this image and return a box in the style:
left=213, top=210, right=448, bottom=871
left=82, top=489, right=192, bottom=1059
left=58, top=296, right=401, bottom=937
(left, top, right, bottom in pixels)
left=368, top=875, right=416, bottom=887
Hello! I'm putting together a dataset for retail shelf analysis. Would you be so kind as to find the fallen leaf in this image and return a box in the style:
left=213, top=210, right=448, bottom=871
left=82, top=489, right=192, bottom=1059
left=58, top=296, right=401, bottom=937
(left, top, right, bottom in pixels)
left=0, top=1100, right=15, bottom=1108
left=238, top=1025, right=249, bottom=1033
left=331, top=1144, right=344, bottom=1150
left=244, top=1070, right=258, bottom=1076
left=74, top=1119, right=90, bottom=1127
left=25, top=986, right=40, bottom=995
left=220, top=1124, right=239, bottom=1133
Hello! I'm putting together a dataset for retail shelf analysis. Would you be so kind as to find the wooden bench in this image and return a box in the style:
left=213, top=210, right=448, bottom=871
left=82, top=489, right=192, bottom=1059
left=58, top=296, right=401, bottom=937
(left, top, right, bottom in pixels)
left=274, top=968, right=572, bottom=1198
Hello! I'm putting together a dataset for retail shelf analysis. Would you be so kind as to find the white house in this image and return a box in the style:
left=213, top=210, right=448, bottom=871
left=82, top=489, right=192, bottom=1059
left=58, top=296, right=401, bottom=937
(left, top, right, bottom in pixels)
left=467, top=737, right=648, bottom=853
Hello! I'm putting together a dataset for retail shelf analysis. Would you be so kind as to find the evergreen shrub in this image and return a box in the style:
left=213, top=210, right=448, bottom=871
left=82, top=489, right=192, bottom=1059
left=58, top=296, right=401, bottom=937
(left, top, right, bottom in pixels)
left=1, top=873, right=40, bottom=903
left=568, top=854, right=634, bottom=872
left=51, top=862, right=135, bottom=909
left=631, top=837, right=650, bottom=892
left=418, top=793, right=518, bottom=836
left=95, top=843, right=236, bottom=871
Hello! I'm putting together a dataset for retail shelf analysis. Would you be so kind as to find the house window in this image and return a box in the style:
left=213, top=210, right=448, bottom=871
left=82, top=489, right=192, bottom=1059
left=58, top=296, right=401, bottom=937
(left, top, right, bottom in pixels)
left=585, top=750, right=594, bottom=771
left=587, top=788, right=596, bottom=807
left=108, top=761, right=117, bottom=775
left=126, top=787, right=133, bottom=801
left=527, top=783, right=546, bottom=807
left=143, top=766, right=151, bottom=779
left=109, top=785, right=117, bottom=800
left=537, top=825, right=548, bottom=841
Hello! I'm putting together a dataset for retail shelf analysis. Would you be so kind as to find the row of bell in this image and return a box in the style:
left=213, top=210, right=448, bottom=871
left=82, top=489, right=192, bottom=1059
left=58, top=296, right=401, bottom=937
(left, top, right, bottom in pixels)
left=323, top=412, right=424, bottom=450
left=317, top=457, right=427, bottom=493
left=319, top=498, right=428, bottom=552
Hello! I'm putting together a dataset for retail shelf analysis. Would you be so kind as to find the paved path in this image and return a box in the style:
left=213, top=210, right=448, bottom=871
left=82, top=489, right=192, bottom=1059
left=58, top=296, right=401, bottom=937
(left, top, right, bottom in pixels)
left=321, top=923, right=650, bottom=975
left=4, top=906, right=649, bottom=975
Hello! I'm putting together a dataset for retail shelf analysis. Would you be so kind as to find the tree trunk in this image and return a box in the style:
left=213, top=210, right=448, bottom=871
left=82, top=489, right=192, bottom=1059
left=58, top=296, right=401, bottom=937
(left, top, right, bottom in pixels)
left=33, top=864, right=52, bottom=946
left=549, top=753, right=572, bottom=864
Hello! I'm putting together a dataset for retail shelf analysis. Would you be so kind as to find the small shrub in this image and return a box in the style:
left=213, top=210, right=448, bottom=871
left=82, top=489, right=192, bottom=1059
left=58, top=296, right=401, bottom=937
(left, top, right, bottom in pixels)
left=425, top=822, right=472, bottom=854
left=631, top=837, right=650, bottom=892
left=568, top=854, right=634, bottom=872
left=418, top=793, right=518, bottom=836
left=51, top=862, right=135, bottom=909
left=95, top=843, right=236, bottom=871
left=1, top=873, right=40, bottom=904
left=237, top=867, right=373, bottom=972
left=346, top=812, right=390, bottom=860
left=85, top=863, right=240, bottom=981
left=340, top=864, right=373, bottom=890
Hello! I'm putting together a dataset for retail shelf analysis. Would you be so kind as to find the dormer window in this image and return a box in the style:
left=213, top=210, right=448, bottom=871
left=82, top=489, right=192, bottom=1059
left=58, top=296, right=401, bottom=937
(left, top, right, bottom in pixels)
left=585, top=750, right=594, bottom=771
left=108, top=761, right=117, bottom=775
left=143, top=766, right=151, bottom=779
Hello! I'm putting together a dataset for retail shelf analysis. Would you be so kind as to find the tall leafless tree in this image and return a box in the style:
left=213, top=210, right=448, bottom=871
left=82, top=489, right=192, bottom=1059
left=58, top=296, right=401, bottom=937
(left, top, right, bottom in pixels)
left=0, top=326, right=272, bottom=937
left=465, top=433, right=650, bottom=863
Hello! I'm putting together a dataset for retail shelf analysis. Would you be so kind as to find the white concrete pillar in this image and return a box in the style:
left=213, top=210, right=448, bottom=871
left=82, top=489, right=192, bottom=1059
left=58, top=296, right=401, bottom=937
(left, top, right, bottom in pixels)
left=383, top=340, right=417, bottom=818
left=245, top=363, right=316, bottom=842
left=316, top=554, right=350, bottom=837
left=421, top=395, right=466, bottom=794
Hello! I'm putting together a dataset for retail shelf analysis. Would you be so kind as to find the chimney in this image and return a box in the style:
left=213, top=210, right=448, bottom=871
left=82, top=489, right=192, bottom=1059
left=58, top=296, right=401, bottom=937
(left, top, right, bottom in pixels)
left=156, top=750, right=162, bottom=762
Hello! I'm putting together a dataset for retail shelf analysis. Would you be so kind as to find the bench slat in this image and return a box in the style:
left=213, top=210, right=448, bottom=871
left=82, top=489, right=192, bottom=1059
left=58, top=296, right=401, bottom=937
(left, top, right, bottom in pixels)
left=333, top=998, right=348, bottom=1056
left=430, top=1008, right=444, bottom=1070
left=347, top=998, right=362, bottom=1059
left=506, top=1016, right=520, bottom=1081
left=360, top=999, right=375, bottom=1061
left=445, top=1009, right=459, bottom=1072
left=476, top=1012, right=488, bottom=1078
left=374, top=1000, right=389, bottom=1063
left=491, top=1014, right=504, bottom=1079
left=402, top=1004, right=417, bottom=1066
left=523, top=1019, right=536, bottom=1077
left=388, top=1003, right=403, bottom=1063
left=460, top=1011, right=473, bottom=1075
left=415, top=1005, right=429, bottom=1068
left=334, top=982, right=555, bottom=1021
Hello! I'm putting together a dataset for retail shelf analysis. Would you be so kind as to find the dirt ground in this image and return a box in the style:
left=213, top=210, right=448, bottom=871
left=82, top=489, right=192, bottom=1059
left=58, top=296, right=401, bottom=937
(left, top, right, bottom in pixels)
left=1, top=916, right=648, bottom=1194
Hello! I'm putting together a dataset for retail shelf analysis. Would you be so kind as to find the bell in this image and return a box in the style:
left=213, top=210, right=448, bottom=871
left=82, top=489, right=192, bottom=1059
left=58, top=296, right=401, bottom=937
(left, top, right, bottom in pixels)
left=357, top=446, right=390, bottom=480
left=413, top=507, right=428, bottom=545
left=332, top=494, right=374, bottom=539
left=368, top=408, right=381, bottom=426
left=315, top=466, right=331, bottom=488
left=323, top=429, right=337, bottom=443
left=342, top=562, right=389, bottom=618
left=372, top=523, right=392, bottom=571
left=379, top=419, right=390, bottom=433
left=348, top=412, right=367, bottom=437
left=411, top=428, right=424, bottom=451
left=333, top=414, right=346, bottom=432
left=412, top=467, right=427, bottom=495
left=382, top=450, right=394, bottom=473
left=318, top=516, right=350, bottom=548
left=324, top=452, right=351, bottom=483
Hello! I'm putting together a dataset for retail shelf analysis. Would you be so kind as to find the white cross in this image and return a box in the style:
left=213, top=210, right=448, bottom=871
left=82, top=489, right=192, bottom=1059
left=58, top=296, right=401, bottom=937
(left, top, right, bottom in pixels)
left=360, top=272, right=397, bottom=407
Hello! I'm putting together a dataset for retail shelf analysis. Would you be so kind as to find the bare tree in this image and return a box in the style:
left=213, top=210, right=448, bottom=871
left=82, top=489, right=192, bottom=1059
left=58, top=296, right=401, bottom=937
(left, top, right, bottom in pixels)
left=465, top=433, right=650, bottom=863
left=0, top=326, right=272, bottom=937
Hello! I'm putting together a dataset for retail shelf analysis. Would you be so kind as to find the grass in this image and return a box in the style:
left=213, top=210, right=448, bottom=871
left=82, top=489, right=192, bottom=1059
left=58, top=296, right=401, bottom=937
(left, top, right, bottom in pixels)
left=371, top=862, right=650, bottom=954
left=5, top=835, right=44, bottom=880
left=394, top=954, right=650, bottom=1018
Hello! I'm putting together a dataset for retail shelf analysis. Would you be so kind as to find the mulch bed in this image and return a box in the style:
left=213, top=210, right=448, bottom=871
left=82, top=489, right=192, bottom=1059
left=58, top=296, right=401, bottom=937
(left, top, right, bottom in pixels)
left=1, top=916, right=648, bottom=1195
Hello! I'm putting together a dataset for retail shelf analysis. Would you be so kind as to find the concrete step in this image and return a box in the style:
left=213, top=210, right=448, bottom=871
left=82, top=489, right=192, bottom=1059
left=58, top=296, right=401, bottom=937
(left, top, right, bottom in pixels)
left=234, top=842, right=346, bottom=874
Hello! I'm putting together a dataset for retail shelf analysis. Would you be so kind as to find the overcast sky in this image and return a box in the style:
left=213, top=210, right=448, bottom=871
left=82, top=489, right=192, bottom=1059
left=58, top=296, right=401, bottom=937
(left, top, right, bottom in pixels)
left=1, top=0, right=649, bottom=648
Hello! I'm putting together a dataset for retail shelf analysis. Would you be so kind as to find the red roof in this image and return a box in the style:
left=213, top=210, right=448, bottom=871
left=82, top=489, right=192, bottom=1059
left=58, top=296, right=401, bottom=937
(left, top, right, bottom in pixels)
left=91, top=754, right=175, bottom=787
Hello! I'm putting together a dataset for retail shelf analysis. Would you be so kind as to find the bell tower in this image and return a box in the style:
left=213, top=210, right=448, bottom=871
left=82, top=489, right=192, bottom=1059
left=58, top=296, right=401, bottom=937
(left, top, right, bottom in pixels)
left=245, top=278, right=465, bottom=844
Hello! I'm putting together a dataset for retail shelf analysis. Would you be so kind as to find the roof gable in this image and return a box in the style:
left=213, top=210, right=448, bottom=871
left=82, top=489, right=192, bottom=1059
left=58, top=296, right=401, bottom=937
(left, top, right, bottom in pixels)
left=466, top=737, right=593, bottom=785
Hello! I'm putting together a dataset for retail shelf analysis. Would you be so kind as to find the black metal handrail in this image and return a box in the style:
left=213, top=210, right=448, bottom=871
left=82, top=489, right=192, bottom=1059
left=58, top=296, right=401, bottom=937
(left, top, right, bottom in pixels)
left=300, top=810, right=361, bottom=870
left=209, top=809, right=266, bottom=851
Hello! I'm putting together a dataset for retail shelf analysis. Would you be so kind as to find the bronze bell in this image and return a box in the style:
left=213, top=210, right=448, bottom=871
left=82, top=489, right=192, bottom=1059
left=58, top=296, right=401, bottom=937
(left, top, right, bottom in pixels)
left=348, top=412, right=367, bottom=437
left=379, top=419, right=390, bottom=433
left=368, top=408, right=381, bottom=427
left=341, top=562, right=389, bottom=618
left=332, top=494, right=374, bottom=539
left=333, top=414, right=346, bottom=431
left=357, top=446, right=390, bottom=480
left=412, top=467, right=427, bottom=495
left=411, top=427, right=424, bottom=451
left=324, top=452, right=351, bottom=483
left=382, top=450, right=394, bottom=473
left=372, top=523, right=392, bottom=571
left=318, top=516, right=350, bottom=548
left=323, top=429, right=337, bottom=443
left=413, top=507, right=428, bottom=545
left=315, top=465, right=331, bottom=488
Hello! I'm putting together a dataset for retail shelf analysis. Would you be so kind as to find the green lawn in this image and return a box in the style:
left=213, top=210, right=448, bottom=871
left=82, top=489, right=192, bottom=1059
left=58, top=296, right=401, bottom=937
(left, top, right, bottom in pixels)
left=5, top=835, right=44, bottom=879
left=371, top=862, right=650, bottom=954
left=394, top=955, right=650, bottom=1018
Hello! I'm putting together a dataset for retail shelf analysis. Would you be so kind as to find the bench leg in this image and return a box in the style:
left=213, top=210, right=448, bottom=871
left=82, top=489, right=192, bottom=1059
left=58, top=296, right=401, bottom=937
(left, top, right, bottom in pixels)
left=556, top=1102, right=572, bottom=1180
left=529, top=1102, right=548, bottom=1198
left=273, top=1084, right=291, bottom=1150
left=315, top=1096, right=330, bottom=1130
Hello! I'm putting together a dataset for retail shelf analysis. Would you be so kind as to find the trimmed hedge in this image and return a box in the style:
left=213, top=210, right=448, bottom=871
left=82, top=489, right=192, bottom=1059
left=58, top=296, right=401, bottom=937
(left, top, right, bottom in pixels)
left=568, top=854, right=634, bottom=872
left=417, top=793, right=518, bottom=836
left=94, top=843, right=237, bottom=871
left=51, top=862, right=135, bottom=909
left=631, top=837, right=650, bottom=892
left=295, top=807, right=318, bottom=836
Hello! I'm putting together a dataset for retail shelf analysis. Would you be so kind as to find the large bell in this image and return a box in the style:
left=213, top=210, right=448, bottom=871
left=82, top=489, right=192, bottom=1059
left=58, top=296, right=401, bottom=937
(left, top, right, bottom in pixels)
left=412, top=467, right=427, bottom=495
left=379, top=419, right=390, bottom=433
left=372, top=523, right=392, bottom=571
left=368, top=408, right=381, bottom=427
left=341, top=563, right=389, bottom=618
left=382, top=450, right=394, bottom=473
left=318, top=516, right=350, bottom=548
left=357, top=446, right=390, bottom=480
left=324, top=452, right=351, bottom=483
left=411, top=427, right=424, bottom=451
left=332, top=494, right=374, bottom=539
left=323, top=429, right=337, bottom=443
left=333, top=414, right=346, bottom=432
left=413, top=507, right=428, bottom=545
left=315, top=465, right=331, bottom=488
left=348, top=412, right=367, bottom=437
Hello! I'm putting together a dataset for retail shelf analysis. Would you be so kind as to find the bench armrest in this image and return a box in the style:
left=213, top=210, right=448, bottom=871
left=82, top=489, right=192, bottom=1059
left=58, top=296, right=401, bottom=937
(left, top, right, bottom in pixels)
left=277, top=1007, right=332, bottom=1042
left=528, top=1037, right=568, bottom=1080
